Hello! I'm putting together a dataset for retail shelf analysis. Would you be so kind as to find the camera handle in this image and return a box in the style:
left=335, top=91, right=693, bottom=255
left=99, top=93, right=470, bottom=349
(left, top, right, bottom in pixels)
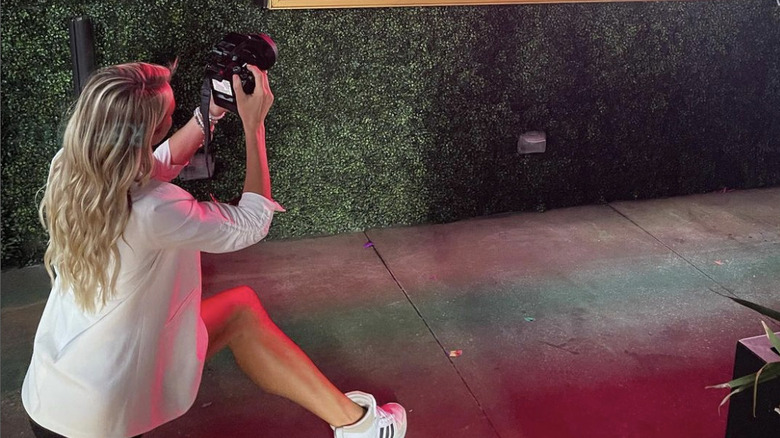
left=199, top=78, right=214, bottom=178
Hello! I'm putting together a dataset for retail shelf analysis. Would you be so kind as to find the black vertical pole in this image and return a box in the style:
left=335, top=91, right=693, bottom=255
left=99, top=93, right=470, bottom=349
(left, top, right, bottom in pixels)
left=69, top=16, right=95, bottom=97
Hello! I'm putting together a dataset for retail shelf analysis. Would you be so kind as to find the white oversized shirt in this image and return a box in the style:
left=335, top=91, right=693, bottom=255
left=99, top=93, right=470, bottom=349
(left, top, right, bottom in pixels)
left=22, top=141, right=284, bottom=438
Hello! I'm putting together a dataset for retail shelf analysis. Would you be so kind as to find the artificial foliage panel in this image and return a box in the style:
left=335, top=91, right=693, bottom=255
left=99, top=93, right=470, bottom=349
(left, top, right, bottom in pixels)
left=264, top=0, right=708, bottom=9
left=265, top=0, right=669, bottom=9
left=2, top=0, right=779, bottom=267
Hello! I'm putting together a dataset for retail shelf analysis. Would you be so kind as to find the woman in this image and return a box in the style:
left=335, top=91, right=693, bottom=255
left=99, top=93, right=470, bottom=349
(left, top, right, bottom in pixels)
left=23, top=62, right=407, bottom=438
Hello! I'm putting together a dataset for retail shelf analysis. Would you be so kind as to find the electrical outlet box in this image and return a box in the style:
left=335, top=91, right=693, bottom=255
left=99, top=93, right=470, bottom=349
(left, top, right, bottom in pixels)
left=518, top=131, right=546, bottom=154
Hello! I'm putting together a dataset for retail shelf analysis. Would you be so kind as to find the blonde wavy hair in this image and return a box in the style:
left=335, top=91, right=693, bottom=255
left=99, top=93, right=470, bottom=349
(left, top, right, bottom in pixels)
left=39, top=62, right=174, bottom=313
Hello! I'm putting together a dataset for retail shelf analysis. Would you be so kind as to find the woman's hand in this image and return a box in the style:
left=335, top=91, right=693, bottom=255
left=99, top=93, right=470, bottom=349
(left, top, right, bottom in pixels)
left=233, top=65, right=273, bottom=132
left=209, top=94, right=228, bottom=119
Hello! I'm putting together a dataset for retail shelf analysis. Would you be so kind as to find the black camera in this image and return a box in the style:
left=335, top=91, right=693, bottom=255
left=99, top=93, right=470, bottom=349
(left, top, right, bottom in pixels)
left=205, top=32, right=277, bottom=113
left=183, top=33, right=277, bottom=180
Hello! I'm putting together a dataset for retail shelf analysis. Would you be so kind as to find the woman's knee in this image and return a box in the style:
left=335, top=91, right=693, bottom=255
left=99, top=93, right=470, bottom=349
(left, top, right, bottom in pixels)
left=220, top=285, right=261, bottom=309
left=226, top=286, right=270, bottom=326
left=202, top=285, right=273, bottom=356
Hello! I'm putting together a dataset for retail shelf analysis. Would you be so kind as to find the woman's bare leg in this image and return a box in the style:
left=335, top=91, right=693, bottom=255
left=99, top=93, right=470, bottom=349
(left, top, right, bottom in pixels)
left=201, top=285, right=365, bottom=427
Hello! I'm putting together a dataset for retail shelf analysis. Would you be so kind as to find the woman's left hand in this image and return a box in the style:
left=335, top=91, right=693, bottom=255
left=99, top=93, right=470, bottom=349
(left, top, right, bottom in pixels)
left=209, top=94, right=228, bottom=118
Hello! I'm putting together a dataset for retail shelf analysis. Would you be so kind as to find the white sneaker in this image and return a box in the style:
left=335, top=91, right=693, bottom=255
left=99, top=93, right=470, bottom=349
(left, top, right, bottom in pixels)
left=333, top=391, right=407, bottom=438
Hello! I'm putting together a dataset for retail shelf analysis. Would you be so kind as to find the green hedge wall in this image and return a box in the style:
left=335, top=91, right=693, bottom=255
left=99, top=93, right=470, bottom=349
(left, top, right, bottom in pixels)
left=2, top=0, right=779, bottom=267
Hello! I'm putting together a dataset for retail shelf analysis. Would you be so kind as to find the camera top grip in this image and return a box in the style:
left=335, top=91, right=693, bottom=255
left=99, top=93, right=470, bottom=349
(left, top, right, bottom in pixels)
left=206, top=32, right=278, bottom=113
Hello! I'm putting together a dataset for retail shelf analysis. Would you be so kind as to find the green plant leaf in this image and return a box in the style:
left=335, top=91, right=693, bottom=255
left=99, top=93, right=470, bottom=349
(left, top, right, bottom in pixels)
left=708, top=369, right=765, bottom=390
left=709, top=363, right=780, bottom=414
left=728, top=297, right=780, bottom=324
left=717, top=387, right=745, bottom=413
left=754, top=363, right=771, bottom=417
left=708, top=363, right=780, bottom=392
left=762, top=321, right=780, bottom=353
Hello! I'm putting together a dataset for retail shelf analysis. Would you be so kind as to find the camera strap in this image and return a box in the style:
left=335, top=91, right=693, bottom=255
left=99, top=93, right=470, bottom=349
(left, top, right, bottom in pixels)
left=200, top=77, right=214, bottom=178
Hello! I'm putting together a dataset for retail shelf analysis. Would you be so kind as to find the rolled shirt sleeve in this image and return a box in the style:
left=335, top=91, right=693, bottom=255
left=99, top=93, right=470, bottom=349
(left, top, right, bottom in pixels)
left=140, top=183, right=285, bottom=253
left=151, top=140, right=186, bottom=182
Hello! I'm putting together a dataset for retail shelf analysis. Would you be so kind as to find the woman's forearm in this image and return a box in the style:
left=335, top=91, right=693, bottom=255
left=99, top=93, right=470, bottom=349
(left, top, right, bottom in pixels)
left=243, top=123, right=272, bottom=199
left=166, top=117, right=204, bottom=166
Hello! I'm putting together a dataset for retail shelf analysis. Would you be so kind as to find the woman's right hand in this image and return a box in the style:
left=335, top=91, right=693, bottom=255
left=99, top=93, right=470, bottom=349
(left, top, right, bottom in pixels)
left=233, top=65, right=274, bottom=132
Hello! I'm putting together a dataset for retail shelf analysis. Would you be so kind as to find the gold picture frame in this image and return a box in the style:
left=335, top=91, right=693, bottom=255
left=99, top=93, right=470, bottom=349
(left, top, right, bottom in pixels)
left=264, top=0, right=653, bottom=9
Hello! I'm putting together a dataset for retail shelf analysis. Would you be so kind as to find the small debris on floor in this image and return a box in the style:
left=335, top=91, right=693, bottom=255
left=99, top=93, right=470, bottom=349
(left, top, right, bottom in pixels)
left=524, top=317, right=535, bottom=322
left=363, top=241, right=374, bottom=248
left=449, top=350, right=463, bottom=357
left=201, top=402, right=213, bottom=408
left=714, top=260, right=724, bottom=266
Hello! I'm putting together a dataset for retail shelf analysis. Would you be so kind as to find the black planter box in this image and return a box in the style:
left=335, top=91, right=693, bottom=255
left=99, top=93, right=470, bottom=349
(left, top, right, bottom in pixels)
left=725, top=332, right=780, bottom=438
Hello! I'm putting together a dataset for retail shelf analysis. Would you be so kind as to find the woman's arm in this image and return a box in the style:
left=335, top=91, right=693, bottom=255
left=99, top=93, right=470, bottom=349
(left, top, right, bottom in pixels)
left=242, top=122, right=271, bottom=199
left=166, top=117, right=203, bottom=166
left=167, top=100, right=228, bottom=166
left=233, top=65, right=274, bottom=199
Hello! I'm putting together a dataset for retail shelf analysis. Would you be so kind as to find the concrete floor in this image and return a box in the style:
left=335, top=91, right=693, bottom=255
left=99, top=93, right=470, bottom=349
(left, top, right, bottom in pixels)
left=2, top=188, right=779, bottom=437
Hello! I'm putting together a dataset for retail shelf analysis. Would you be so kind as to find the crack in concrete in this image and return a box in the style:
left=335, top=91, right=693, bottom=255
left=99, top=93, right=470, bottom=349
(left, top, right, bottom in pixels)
left=540, top=341, right=580, bottom=355
left=363, top=230, right=503, bottom=438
